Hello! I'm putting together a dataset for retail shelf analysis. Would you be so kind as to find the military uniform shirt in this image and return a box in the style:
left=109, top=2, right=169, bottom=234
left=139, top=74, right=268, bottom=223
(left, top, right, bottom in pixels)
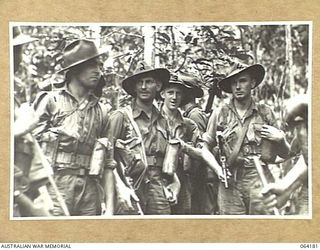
left=203, top=97, right=277, bottom=165
left=33, top=85, right=109, bottom=159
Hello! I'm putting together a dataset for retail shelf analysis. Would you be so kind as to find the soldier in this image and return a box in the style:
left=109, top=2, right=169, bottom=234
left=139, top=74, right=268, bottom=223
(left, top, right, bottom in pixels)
left=261, top=94, right=309, bottom=215
left=106, top=61, right=181, bottom=215
left=32, top=39, right=115, bottom=216
left=159, top=73, right=199, bottom=214
left=203, top=62, right=290, bottom=215
left=180, top=73, right=219, bottom=215
left=13, top=26, right=51, bottom=217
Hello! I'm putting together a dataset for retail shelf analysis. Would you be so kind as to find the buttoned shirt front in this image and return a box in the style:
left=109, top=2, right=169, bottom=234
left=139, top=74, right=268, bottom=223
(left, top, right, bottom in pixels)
left=33, top=85, right=108, bottom=156
left=160, top=106, right=199, bottom=144
left=107, top=100, right=168, bottom=158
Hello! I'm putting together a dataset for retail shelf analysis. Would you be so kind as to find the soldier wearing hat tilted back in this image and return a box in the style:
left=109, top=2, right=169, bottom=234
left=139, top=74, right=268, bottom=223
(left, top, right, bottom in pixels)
left=106, top=61, right=182, bottom=215
left=158, top=73, right=200, bottom=214
left=31, top=39, right=115, bottom=216
left=202, top=61, right=290, bottom=215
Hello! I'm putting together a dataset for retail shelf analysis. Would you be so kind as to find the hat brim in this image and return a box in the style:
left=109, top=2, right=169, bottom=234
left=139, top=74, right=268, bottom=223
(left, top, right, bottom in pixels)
left=122, top=68, right=170, bottom=96
left=56, top=46, right=109, bottom=74
left=218, top=64, right=265, bottom=93
left=13, top=34, right=38, bottom=46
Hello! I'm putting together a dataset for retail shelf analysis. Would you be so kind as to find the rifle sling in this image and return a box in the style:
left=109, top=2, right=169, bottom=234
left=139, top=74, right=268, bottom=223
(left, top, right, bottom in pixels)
left=226, top=118, right=251, bottom=167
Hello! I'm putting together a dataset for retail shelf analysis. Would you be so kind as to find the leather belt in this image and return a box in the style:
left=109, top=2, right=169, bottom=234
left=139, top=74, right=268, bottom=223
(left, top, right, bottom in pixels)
left=241, top=143, right=261, bottom=156
left=55, top=151, right=91, bottom=168
left=54, top=168, right=89, bottom=176
left=146, top=155, right=163, bottom=167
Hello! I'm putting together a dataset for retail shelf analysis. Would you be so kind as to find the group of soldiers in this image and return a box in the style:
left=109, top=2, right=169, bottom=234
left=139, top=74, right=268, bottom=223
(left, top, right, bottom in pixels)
left=13, top=27, right=309, bottom=217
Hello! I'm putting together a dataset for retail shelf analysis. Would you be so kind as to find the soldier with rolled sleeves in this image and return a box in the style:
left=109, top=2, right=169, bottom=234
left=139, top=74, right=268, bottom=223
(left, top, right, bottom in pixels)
left=159, top=73, right=200, bottom=214
left=106, top=61, right=181, bottom=215
left=32, top=39, right=115, bottom=216
left=261, top=94, right=309, bottom=215
left=202, top=62, right=290, bottom=215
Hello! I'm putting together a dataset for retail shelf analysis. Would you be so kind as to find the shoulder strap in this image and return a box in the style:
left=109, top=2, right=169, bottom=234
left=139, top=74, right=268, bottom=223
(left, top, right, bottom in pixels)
left=226, top=117, right=251, bottom=167
left=122, top=106, right=148, bottom=190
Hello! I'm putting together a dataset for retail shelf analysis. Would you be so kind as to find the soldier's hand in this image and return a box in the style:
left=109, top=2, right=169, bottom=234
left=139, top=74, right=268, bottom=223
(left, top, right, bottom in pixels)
left=117, top=186, right=137, bottom=212
left=100, top=202, right=112, bottom=216
left=260, top=182, right=289, bottom=209
left=14, top=103, right=39, bottom=137
left=260, top=125, right=285, bottom=142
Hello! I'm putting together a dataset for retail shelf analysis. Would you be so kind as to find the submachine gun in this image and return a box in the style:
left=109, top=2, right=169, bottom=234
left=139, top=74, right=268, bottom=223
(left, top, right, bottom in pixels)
left=216, top=129, right=229, bottom=189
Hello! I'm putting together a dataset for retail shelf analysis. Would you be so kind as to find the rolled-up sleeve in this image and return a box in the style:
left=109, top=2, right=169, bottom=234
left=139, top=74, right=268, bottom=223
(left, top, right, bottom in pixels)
left=103, top=110, right=126, bottom=169
left=202, top=108, right=219, bottom=149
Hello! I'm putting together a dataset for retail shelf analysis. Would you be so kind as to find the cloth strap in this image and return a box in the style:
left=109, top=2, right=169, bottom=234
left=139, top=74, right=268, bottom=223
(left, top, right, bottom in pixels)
left=123, top=106, right=148, bottom=190
left=226, top=118, right=251, bottom=167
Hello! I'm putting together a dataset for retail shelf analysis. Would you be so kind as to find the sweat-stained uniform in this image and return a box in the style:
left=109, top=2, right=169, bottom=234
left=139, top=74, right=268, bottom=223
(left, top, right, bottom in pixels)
left=33, top=85, right=111, bottom=216
left=161, top=106, right=199, bottom=214
left=106, top=101, right=174, bottom=215
left=203, top=97, right=284, bottom=215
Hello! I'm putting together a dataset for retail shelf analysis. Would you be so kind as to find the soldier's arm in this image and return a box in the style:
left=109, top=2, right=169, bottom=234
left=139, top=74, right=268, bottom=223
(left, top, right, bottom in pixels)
left=190, top=109, right=225, bottom=179
left=14, top=102, right=40, bottom=137
left=202, top=108, right=218, bottom=150
left=188, top=108, right=207, bottom=133
left=101, top=168, right=115, bottom=215
left=261, top=154, right=307, bottom=209
left=260, top=107, right=290, bottom=159
left=104, top=111, right=135, bottom=211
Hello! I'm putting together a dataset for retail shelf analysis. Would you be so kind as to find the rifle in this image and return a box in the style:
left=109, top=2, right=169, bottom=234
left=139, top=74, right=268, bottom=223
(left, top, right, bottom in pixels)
left=251, top=155, right=281, bottom=216
left=216, top=131, right=229, bottom=188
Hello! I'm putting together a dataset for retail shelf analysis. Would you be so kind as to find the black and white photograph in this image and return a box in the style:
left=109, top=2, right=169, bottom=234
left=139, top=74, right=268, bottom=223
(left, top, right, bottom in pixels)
left=11, top=22, right=311, bottom=219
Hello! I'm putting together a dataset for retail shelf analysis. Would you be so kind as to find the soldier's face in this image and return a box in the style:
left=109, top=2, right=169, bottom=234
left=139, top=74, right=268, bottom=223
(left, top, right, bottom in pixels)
left=134, top=75, right=162, bottom=102
left=161, top=85, right=183, bottom=111
left=295, top=121, right=308, bottom=164
left=230, top=72, right=255, bottom=101
left=74, top=58, right=102, bottom=89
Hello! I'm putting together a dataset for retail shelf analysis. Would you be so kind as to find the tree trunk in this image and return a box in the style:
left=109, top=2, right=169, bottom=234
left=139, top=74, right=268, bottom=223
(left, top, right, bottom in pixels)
left=142, top=26, right=156, bottom=67
left=285, top=25, right=294, bottom=97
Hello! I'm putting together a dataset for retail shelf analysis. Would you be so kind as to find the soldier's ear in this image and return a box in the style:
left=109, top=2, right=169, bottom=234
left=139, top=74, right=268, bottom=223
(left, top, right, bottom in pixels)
left=160, top=90, right=165, bottom=99
left=156, top=81, right=163, bottom=91
left=251, top=78, right=257, bottom=89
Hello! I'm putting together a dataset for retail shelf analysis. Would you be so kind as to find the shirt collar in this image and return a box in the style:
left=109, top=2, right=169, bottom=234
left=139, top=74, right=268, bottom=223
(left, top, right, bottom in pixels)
left=160, top=104, right=184, bottom=126
left=132, top=99, right=160, bottom=121
left=228, top=97, right=258, bottom=117
left=60, top=83, right=100, bottom=106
